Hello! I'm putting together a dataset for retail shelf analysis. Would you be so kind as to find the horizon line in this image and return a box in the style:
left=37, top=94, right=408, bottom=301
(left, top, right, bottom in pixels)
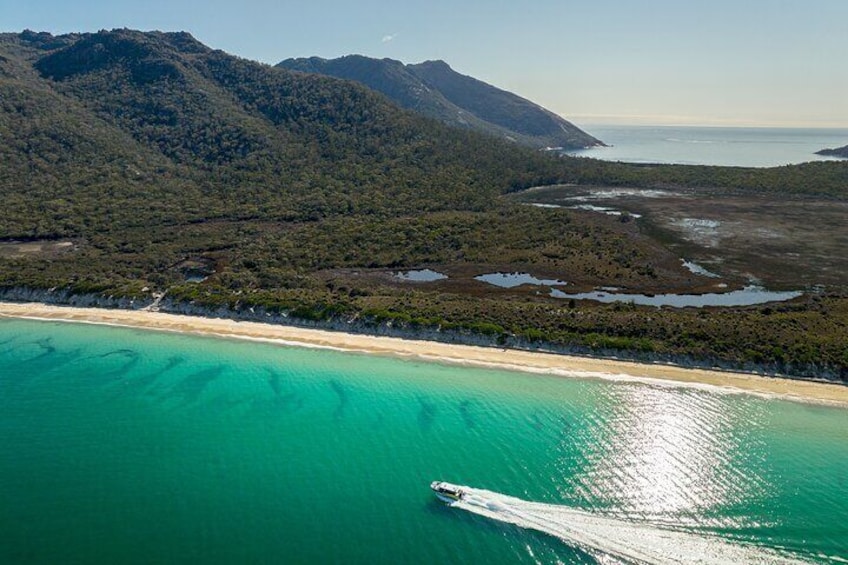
left=568, top=114, right=848, bottom=129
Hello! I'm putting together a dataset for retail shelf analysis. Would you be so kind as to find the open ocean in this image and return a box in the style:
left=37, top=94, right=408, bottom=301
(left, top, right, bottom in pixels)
left=567, top=125, right=848, bottom=167
left=1, top=318, right=846, bottom=564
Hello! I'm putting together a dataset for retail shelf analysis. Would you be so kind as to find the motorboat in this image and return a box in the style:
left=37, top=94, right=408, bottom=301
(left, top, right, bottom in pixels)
left=430, top=481, right=465, bottom=503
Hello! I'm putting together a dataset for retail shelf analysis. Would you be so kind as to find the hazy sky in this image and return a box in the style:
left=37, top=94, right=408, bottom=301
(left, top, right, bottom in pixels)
left=4, top=0, right=847, bottom=127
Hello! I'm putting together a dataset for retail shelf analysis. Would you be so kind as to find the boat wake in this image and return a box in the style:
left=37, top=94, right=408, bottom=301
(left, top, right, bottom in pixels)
left=448, top=486, right=812, bottom=564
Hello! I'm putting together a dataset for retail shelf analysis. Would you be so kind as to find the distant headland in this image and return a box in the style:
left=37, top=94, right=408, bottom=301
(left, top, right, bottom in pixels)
left=816, top=144, right=848, bottom=158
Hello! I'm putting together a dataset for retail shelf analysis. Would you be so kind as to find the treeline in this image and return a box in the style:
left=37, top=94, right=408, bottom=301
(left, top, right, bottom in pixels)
left=1, top=29, right=846, bottom=379
left=542, top=157, right=848, bottom=199
left=159, top=283, right=848, bottom=380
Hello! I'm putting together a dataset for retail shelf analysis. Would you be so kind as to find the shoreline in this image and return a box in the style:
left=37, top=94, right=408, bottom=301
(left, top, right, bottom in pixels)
left=1, top=301, right=846, bottom=406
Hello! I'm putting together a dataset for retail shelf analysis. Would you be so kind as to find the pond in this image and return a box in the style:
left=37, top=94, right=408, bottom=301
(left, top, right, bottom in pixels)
left=475, top=272, right=568, bottom=288
left=549, top=285, right=803, bottom=307
left=184, top=271, right=209, bottom=283
left=395, top=269, right=448, bottom=282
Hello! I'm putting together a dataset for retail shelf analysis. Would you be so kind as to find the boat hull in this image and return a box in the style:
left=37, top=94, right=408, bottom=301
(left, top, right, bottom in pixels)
left=430, top=480, right=464, bottom=504
left=433, top=491, right=460, bottom=504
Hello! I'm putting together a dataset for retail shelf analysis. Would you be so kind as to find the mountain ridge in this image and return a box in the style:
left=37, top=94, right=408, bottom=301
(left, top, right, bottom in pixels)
left=2, top=29, right=848, bottom=377
left=277, top=54, right=602, bottom=150
left=0, top=28, right=568, bottom=241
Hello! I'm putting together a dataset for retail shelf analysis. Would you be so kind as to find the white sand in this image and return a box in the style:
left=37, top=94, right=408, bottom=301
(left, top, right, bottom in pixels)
left=1, top=302, right=845, bottom=406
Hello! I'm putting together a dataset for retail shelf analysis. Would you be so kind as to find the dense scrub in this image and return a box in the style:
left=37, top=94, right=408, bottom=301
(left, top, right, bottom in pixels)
left=1, top=29, right=846, bottom=378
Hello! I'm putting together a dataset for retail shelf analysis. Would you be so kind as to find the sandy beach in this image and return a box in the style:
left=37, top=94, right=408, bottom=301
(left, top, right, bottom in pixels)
left=1, top=301, right=846, bottom=406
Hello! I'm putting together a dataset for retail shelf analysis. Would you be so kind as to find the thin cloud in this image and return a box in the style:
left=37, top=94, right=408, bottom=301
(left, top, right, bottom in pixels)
left=381, top=33, right=397, bottom=43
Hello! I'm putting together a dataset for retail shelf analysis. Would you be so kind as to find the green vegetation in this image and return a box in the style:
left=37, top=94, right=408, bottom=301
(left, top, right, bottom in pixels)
left=277, top=55, right=602, bottom=150
left=534, top=157, right=848, bottom=199
left=1, top=29, right=847, bottom=380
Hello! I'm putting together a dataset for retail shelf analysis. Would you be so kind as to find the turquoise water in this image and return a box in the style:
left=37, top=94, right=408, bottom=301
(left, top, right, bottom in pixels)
left=568, top=125, right=848, bottom=167
left=1, top=318, right=846, bottom=564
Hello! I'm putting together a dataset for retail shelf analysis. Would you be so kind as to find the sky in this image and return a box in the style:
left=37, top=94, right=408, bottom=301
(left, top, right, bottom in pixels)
left=4, top=0, right=847, bottom=127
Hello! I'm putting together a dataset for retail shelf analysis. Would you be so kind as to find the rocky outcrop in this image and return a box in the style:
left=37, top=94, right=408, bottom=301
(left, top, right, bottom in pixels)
left=816, top=144, right=848, bottom=158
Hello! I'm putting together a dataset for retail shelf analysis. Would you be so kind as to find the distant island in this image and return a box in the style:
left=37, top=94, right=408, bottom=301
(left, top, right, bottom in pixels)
left=277, top=55, right=603, bottom=151
left=816, top=144, right=848, bottom=158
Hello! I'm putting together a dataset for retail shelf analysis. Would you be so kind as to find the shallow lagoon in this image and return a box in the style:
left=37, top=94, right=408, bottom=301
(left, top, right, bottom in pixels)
left=0, top=318, right=845, bottom=563
left=395, top=269, right=448, bottom=282
left=476, top=272, right=568, bottom=288
left=550, top=285, right=803, bottom=307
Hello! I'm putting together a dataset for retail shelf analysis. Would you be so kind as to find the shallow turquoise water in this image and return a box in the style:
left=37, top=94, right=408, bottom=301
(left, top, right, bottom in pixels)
left=0, top=318, right=846, bottom=563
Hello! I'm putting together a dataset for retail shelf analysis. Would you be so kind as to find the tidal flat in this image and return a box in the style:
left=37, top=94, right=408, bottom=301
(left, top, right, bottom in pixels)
left=511, top=184, right=848, bottom=289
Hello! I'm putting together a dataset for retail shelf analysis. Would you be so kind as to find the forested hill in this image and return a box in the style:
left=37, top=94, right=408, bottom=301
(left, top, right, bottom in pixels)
left=277, top=55, right=602, bottom=150
left=0, top=28, right=569, bottom=234
left=2, top=27, right=845, bottom=239
left=2, top=29, right=848, bottom=377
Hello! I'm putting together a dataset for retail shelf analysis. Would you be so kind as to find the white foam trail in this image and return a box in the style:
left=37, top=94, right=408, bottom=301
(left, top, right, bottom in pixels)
left=450, top=487, right=811, bottom=564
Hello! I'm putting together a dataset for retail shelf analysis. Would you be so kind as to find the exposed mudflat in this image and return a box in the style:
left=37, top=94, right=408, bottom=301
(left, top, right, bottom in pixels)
left=0, top=240, right=75, bottom=257
left=512, top=185, right=848, bottom=289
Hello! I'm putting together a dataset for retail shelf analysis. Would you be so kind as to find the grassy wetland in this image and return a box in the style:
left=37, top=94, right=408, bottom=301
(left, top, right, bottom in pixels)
left=1, top=30, right=847, bottom=381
